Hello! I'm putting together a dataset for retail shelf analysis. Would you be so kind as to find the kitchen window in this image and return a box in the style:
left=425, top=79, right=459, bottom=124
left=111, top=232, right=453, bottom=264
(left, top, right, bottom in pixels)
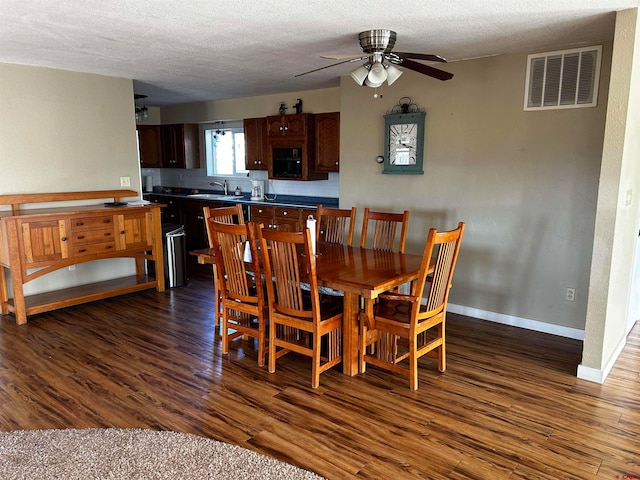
left=204, top=123, right=247, bottom=176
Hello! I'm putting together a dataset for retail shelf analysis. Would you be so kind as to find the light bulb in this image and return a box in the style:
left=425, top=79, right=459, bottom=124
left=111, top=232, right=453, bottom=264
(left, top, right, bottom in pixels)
left=350, top=65, right=370, bottom=86
left=385, top=64, right=403, bottom=85
left=367, top=61, right=387, bottom=85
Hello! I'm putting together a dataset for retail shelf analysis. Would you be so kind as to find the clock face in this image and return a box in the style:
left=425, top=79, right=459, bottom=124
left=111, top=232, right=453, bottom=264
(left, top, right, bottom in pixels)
left=389, top=123, right=418, bottom=165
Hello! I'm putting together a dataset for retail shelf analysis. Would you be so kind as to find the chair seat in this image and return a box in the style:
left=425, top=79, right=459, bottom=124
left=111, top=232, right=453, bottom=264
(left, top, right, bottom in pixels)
left=373, top=298, right=425, bottom=324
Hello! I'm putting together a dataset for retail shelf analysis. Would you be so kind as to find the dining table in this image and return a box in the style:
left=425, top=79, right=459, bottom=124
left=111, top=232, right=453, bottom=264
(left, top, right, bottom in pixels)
left=190, top=241, right=424, bottom=376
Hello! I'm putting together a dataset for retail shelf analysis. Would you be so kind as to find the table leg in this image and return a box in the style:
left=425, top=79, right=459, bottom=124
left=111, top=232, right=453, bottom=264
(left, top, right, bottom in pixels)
left=342, top=291, right=359, bottom=376
left=0, top=266, right=8, bottom=315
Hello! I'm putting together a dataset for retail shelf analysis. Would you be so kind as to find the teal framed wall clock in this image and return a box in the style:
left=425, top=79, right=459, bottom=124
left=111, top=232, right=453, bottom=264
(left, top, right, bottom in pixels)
left=382, top=111, right=426, bottom=175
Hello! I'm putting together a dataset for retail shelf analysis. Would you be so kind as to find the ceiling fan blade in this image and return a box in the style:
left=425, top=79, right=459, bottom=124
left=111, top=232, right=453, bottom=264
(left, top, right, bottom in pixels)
left=320, top=53, right=368, bottom=60
left=399, top=58, right=454, bottom=81
left=394, top=52, right=448, bottom=63
left=295, top=58, right=361, bottom=77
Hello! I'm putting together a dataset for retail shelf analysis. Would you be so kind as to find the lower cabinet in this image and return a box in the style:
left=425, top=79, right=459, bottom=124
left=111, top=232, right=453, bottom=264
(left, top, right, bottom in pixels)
left=250, top=205, right=316, bottom=232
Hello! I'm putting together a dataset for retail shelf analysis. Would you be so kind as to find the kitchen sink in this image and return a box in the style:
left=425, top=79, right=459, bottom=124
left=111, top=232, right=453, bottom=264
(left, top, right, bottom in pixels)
left=187, top=193, right=240, bottom=201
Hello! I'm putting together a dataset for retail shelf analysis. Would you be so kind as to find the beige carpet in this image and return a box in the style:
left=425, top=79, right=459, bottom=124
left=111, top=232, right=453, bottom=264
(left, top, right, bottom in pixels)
left=0, top=428, right=325, bottom=479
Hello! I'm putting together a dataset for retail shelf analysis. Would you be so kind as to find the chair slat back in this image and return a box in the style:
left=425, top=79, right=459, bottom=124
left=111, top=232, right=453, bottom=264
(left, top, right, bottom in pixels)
left=208, top=220, right=262, bottom=304
left=360, top=208, right=410, bottom=253
left=415, top=222, right=465, bottom=315
left=258, top=226, right=317, bottom=321
left=203, top=204, right=245, bottom=247
left=316, top=204, right=356, bottom=246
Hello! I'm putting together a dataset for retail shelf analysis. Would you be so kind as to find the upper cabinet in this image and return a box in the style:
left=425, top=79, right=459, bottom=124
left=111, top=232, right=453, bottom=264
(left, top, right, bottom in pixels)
left=137, top=125, right=162, bottom=168
left=314, top=112, right=340, bottom=173
left=161, top=124, right=200, bottom=169
left=243, top=112, right=339, bottom=179
left=243, top=117, right=269, bottom=171
left=266, top=114, right=310, bottom=137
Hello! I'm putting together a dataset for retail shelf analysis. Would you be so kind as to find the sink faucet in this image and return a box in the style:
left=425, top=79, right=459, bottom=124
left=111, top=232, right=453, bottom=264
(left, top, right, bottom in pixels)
left=210, top=179, right=228, bottom=195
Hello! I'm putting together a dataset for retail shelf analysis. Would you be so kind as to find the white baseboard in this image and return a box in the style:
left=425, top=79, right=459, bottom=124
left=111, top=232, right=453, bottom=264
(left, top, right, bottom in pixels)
left=576, top=335, right=627, bottom=384
left=447, top=303, right=585, bottom=340
left=576, top=364, right=605, bottom=383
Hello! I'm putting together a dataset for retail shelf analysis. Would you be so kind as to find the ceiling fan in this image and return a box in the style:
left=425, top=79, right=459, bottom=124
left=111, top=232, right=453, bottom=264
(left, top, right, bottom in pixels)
left=295, top=29, right=453, bottom=88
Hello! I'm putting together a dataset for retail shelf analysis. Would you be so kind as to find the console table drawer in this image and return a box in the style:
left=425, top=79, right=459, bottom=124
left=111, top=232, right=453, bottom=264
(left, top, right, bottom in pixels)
left=73, top=242, right=117, bottom=256
left=72, top=229, right=115, bottom=244
left=71, top=215, right=114, bottom=230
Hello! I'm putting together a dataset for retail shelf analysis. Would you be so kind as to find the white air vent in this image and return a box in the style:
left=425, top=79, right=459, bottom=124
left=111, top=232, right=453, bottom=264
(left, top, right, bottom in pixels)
left=524, top=46, right=602, bottom=111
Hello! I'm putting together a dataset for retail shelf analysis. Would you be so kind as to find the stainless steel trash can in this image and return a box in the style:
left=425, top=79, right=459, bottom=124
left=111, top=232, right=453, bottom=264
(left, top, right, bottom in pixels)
left=149, top=223, right=187, bottom=288
left=164, top=224, right=187, bottom=287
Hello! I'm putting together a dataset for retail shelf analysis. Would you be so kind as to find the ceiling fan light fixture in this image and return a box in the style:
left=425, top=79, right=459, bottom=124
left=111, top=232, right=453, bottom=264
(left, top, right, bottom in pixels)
left=350, top=64, right=370, bottom=85
left=367, top=61, right=387, bottom=85
left=364, top=77, right=384, bottom=88
left=385, top=63, right=403, bottom=85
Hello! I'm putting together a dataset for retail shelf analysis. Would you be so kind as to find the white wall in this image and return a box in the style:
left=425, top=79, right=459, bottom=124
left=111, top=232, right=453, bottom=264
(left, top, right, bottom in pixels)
left=0, top=63, right=141, bottom=293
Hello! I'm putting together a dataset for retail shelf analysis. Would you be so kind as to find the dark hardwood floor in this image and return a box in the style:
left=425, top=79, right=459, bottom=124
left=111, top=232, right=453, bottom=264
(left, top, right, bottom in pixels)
left=1, top=262, right=638, bottom=479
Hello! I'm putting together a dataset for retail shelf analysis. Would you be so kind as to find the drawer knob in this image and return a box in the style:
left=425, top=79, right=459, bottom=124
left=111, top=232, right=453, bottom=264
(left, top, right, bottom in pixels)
left=78, top=235, right=85, bottom=240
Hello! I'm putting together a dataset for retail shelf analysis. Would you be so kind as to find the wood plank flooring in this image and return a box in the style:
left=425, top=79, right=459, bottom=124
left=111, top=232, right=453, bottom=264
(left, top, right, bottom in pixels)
left=0, top=263, right=638, bottom=479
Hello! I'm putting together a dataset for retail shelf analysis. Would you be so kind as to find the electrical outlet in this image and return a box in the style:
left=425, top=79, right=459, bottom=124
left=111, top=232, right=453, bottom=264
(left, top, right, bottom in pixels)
left=120, top=176, right=131, bottom=187
left=565, top=287, right=575, bottom=302
left=68, top=265, right=76, bottom=271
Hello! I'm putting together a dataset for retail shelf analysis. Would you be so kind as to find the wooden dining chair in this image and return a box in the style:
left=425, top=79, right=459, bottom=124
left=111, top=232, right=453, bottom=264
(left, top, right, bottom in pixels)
left=359, top=222, right=465, bottom=390
left=203, top=204, right=245, bottom=328
left=360, top=208, right=410, bottom=253
left=257, top=224, right=343, bottom=388
left=208, top=220, right=268, bottom=366
left=315, top=204, right=356, bottom=246
left=203, top=204, right=245, bottom=246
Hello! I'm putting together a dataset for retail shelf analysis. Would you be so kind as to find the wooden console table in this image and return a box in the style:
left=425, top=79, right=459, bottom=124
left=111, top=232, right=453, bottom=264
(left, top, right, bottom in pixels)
left=0, top=190, right=165, bottom=325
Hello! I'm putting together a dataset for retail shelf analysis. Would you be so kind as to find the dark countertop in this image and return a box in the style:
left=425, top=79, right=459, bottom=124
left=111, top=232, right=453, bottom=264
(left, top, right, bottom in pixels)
left=144, top=187, right=339, bottom=209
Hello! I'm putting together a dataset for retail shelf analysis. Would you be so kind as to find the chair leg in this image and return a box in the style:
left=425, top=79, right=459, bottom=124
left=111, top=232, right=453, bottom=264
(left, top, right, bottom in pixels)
left=359, top=322, right=367, bottom=373
left=212, top=266, right=219, bottom=328
left=268, top=321, right=277, bottom=374
left=438, top=325, right=446, bottom=372
left=410, top=335, right=419, bottom=390
left=257, top=324, right=266, bottom=367
left=221, top=309, right=229, bottom=355
left=312, top=333, right=321, bottom=388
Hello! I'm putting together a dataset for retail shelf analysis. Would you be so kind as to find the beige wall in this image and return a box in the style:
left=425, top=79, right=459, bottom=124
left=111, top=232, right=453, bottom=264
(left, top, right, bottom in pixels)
left=0, top=63, right=141, bottom=292
left=0, top=63, right=140, bottom=197
left=160, top=88, right=340, bottom=123
left=582, top=8, right=640, bottom=378
left=340, top=48, right=609, bottom=334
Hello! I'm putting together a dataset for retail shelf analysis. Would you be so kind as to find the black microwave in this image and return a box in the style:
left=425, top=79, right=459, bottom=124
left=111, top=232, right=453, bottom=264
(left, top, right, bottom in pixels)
left=272, top=147, right=302, bottom=179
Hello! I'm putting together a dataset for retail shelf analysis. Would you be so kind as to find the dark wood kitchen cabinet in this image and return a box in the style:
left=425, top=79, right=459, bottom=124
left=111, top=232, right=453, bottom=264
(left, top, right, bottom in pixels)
left=137, top=125, right=162, bottom=168
left=161, top=124, right=200, bottom=169
left=147, top=195, right=182, bottom=224
left=243, top=117, right=269, bottom=171
left=266, top=114, right=310, bottom=137
left=314, top=112, right=340, bottom=173
left=249, top=205, right=315, bottom=232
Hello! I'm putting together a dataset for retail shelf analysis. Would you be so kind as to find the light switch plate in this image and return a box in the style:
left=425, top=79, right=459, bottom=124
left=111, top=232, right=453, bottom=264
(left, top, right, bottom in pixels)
left=120, top=176, right=131, bottom=187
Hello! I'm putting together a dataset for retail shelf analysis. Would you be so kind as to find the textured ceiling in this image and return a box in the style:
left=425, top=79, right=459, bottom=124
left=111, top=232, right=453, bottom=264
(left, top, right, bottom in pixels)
left=0, top=1, right=636, bottom=106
